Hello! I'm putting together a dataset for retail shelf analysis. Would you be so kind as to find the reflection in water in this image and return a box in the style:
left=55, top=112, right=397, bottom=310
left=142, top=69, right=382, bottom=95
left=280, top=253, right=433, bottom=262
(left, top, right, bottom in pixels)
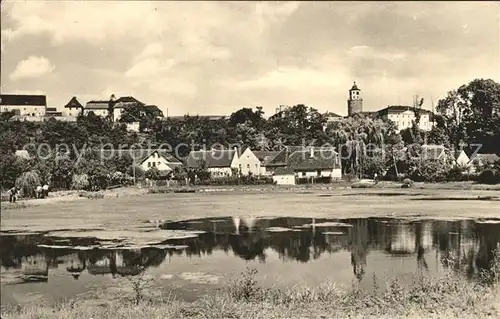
left=1, top=217, right=500, bottom=285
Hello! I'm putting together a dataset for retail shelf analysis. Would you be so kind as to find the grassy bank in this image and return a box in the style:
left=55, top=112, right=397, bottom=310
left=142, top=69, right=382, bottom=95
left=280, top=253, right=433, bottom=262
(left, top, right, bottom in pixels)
left=3, top=247, right=500, bottom=319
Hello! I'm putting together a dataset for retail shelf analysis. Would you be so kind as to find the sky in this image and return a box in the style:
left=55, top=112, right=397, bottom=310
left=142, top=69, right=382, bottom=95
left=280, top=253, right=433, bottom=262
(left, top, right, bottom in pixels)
left=1, top=1, right=499, bottom=117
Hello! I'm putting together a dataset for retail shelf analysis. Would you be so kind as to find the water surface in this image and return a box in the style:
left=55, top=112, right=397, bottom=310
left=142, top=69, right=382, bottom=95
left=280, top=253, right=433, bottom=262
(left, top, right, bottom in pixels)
left=1, top=216, right=500, bottom=306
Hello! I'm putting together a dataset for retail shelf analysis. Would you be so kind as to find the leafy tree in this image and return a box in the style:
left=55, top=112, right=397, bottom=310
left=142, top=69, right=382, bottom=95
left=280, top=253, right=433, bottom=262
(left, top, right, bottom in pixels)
left=71, top=174, right=90, bottom=190
left=145, top=167, right=160, bottom=180
left=15, top=170, right=41, bottom=198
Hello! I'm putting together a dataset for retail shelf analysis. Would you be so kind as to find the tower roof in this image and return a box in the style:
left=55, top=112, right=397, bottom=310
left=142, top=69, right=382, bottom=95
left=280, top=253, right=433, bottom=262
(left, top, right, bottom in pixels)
left=350, top=82, right=360, bottom=91
left=64, top=97, right=83, bottom=108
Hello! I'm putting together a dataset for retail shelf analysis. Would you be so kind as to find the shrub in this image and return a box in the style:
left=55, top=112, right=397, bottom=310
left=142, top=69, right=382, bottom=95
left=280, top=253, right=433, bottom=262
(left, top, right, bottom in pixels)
left=71, top=174, right=90, bottom=190
left=15, top=170, right=41, bottom=198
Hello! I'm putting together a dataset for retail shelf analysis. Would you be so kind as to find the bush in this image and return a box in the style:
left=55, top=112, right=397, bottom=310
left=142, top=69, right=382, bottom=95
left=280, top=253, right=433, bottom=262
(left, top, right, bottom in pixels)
left=71, top=174, right=90, bottom=190
left=401, top=178, right=414, bottom=188
left=15, top=170, right=41, bottom=198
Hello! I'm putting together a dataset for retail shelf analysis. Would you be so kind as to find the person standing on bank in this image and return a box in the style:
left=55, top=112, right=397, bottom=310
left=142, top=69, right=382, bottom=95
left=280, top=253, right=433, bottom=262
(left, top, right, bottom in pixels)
left=42, top=184, right=49, bottom=198
left=8, top=186, right=19, bottom=203
left=36, top=185, right=43, bottom=199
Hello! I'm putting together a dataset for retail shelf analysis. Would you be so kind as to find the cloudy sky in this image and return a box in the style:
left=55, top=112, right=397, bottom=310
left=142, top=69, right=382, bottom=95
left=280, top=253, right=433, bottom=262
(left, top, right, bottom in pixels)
left=1, top=1, right=499, bottom=116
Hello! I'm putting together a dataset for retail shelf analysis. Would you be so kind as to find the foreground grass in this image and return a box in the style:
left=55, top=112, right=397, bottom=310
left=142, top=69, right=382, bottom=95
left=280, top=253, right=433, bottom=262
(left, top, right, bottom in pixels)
left=3, top=248, right=500, bottom=319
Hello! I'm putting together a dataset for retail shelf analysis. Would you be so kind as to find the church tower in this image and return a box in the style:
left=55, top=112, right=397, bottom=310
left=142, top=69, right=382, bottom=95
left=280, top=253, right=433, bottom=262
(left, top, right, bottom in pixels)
left=347, top=81, right=363, bottom=116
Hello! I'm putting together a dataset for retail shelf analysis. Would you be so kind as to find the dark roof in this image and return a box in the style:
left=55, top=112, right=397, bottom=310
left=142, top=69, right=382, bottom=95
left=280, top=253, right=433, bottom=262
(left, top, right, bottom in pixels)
left=144, top=105, right=164, bottom=117
left=350, top=82, right=360, bottom=91
left=287, top=149, right=340, bottom=171
left=99, top=148, right=182, bottom=165
left=115, top=96, right=145, bottom=105
left=64, top=97, right=83, bottom=109
left=273, top=167, right=295, bottom=176
left=268, top=146, right=336, bottom=166
left=85, top=101, right=109, bottom=109
left=253, top=151, right=281, bottom=166
left=187, top=150, right=237, bottom=168
left=469, top=153, right=499, bottom=164
left=376, top=105, right=433, bottom=116
left=0, top=94, right=46, bottom=106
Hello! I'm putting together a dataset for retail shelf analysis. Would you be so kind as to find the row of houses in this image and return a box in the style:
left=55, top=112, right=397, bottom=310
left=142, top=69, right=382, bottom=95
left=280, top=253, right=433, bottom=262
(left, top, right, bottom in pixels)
left=93, top=145, right=343, bottom=185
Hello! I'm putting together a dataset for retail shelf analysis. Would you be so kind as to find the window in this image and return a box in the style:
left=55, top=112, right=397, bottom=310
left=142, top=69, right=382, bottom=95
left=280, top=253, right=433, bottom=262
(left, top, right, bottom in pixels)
left=158, top=162, right=161, bottom=166
left=302, top=172, right=306, bottom=177
left=317, top=170, right=321, bottom=177
left=247, top=164, right=250, bottom=169
left=152, top=162, right=156, bottom=167
left=148, top=162, right=151, bottom=167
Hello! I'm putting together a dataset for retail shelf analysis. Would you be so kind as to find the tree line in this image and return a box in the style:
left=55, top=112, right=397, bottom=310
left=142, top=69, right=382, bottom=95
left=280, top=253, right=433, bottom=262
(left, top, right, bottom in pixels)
left=1, top=78, right=499, bottom=194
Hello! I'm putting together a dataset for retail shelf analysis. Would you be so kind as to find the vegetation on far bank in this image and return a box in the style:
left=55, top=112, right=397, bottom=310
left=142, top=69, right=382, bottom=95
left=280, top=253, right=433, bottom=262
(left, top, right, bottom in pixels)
left=1, top=78, right=500, bottom=197
left=2, top=245, right=500, bottom=319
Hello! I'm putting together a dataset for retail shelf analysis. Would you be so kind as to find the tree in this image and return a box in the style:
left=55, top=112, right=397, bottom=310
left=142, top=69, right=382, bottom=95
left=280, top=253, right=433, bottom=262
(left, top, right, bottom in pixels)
left=16, top=171, right=41, bottom=198
left=145, top=167, right=160, bottom=180
left=436, top=79, right=500, bottom=154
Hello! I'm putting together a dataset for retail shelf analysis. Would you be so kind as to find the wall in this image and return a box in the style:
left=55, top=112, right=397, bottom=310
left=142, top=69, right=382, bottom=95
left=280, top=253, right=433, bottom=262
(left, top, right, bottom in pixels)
left=113, top=107, right=123, bottom=122
left=238, top=148, right=261, bottom=176
left=84, top=109, right=108, bottom=117
left=273, top=174, right=296, bottom=185
left=2, top=104, right=45, bottom=117
left=65, top=107, right=81, bottom=117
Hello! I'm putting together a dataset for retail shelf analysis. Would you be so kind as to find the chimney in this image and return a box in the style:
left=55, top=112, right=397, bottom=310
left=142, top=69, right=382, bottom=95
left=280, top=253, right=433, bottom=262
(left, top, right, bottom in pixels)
left=234, top=146, right=238, bottom=157
left=310, top=147, right=314, bottom=158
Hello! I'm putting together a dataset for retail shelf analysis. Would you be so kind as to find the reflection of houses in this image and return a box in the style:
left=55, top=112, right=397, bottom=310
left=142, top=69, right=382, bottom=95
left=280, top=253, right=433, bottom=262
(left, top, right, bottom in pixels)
left=388, top=223, right=415, bottom=255
left=21, top=254, right=49, bottom=282
left=65, top=252, right=87, bottom=280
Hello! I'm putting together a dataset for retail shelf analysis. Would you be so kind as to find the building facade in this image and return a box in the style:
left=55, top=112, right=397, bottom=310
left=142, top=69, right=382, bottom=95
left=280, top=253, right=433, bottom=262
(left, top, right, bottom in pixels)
left=238, top=147, right=262, bottom=176
left=0, top=94, right=47, bottom=117
left=63, top=97, right=84, bottom=117
left=377, top=106, right=434, bottom=132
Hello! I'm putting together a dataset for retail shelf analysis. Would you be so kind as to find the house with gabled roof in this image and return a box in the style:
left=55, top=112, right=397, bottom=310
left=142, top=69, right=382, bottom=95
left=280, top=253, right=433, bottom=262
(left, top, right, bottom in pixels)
left=238, top=147, right=264, bottom=176
left=186, top=148, right=240, bottom=178
left=253, top=151, right=281, bottom=176
left=63, top=97, right=84, bottom=117
left=287, top=147, right=342, bottom=181
left=84, top=100, right=110, bottom=118
left=99, top=148, right=183, bottom=173
left=469, top=153, right=499, bottom=172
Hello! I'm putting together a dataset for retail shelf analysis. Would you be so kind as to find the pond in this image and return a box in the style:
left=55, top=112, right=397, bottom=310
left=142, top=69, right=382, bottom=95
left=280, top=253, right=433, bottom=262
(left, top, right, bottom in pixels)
left=1, top=216, right=500, bottom=306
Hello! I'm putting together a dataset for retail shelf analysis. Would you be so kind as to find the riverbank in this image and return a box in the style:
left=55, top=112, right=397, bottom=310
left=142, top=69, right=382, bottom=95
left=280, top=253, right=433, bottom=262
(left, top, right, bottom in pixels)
left=2, top=181, right=499, bottom=211
left=2, top=259, right=500, bottom=319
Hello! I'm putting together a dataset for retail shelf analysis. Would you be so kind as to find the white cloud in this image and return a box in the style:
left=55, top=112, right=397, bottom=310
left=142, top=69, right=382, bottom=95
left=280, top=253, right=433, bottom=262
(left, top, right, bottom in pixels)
left=134, top=42, right=164, bottom=62
left=347, top=45, right=407, bottom=61
left=234, top=67, right=347, bottom=90
left=125, top=58, right=176, bottom=78
left=10, top=56, right=55, bottom=81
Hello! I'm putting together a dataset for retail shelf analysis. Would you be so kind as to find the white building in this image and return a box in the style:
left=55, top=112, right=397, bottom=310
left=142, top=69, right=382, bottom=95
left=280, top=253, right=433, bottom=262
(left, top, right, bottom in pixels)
left=272, top=167, right=296, bottom=185
left=187, top=149, right=240, bottom=178
left=83, top=100, right=109, bottom=117
left=238, top=147, right=262, bottom=176
left=0, top=94, right=47, bottom=117
left=376, top=106, right=434, bottom=132
left=63, top=97, right=84, bottom=117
